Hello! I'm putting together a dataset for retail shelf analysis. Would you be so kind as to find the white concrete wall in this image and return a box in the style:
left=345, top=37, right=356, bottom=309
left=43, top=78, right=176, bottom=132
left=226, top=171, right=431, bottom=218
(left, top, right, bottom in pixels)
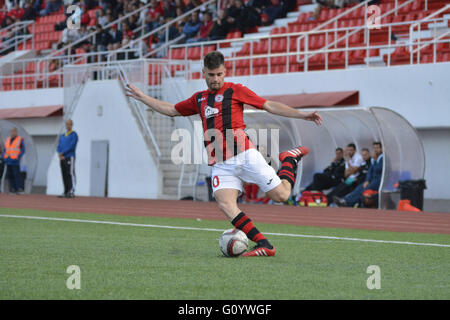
left=0, top=88, right=63, bottom=109
left=418, top=128, right=450, bottom=199
left=166, top=63, right=450, bottom=199
left=46, top=79, right=161, bottom=199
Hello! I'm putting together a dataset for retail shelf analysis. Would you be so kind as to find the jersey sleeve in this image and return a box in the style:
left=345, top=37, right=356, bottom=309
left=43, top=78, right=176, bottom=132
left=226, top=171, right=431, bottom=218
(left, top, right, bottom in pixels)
left=174, top=93, right=199, bottom=116
left=233, top=83, right=267, bottom=109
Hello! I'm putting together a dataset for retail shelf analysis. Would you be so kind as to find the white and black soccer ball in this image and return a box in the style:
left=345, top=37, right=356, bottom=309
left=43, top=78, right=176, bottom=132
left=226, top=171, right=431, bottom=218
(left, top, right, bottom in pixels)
left=219, top=228, right=249, bottom=257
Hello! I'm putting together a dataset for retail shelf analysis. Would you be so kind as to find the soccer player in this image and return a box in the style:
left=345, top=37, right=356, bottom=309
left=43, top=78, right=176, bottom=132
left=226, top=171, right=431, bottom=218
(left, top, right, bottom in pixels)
left=126, top=51, right=322, bottom=257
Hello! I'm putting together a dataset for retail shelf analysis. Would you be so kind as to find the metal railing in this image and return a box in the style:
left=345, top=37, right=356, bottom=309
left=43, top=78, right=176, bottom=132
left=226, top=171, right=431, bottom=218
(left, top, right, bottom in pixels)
left=106, top=0, right=217, bottom=62
left=116, top=62, right=162, bottom=168
left=0, top=47, right=138, bottom=90
left=409, top=4, right=450, bottom=63
left=0, top=20, right=34, bottom=55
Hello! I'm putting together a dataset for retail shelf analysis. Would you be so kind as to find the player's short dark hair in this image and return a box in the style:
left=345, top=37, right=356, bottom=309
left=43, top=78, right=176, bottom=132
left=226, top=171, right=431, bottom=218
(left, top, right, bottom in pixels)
left=361, top=148, right=370, bottom=153
left=336, top=147, right=343, bottom=152
left=204, top=51, right=225, bottom=70
left=347, top=143, right=356, bottom=149
left=373, top=141, right=382, bottom=148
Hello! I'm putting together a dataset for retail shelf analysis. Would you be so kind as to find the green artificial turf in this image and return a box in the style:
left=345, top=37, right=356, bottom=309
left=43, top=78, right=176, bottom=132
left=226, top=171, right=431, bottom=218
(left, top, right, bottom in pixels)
left=0, top=208, right=449, bottom=300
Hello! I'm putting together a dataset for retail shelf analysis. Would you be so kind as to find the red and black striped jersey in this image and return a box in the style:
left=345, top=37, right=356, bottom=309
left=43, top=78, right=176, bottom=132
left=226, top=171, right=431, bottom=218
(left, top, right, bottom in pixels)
left=174, top=82, right=267, bottom=165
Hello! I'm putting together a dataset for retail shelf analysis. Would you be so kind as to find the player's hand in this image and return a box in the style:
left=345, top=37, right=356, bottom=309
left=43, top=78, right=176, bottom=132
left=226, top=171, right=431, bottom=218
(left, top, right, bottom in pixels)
left=303, top=110, right=322, bottom=125
left=125, top=83, right=144, bottom=101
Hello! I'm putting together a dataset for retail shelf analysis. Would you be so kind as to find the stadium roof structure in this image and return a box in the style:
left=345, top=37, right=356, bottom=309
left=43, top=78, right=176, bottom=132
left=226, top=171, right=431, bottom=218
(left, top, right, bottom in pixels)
left=262, top=91, right=359, bottom=108
left=0, top=105, right=63, bottom=120
left=244, top=106, right=425, bottom=210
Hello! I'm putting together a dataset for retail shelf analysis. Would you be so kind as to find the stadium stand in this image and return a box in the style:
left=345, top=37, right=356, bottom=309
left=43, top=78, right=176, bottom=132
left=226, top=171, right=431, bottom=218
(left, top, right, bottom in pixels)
left=0, top=0, right=449, bottom=91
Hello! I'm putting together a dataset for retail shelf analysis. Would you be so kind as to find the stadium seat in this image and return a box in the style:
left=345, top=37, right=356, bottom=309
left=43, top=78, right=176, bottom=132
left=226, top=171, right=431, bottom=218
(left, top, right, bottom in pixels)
left=236, top=58, right=250, bottom=68
left=270, top=55, right=287, bottom=66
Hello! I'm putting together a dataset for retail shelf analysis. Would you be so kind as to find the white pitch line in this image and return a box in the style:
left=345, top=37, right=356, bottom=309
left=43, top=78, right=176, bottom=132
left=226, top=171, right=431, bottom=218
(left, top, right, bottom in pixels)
left=1, top=214, right=449, bottom=248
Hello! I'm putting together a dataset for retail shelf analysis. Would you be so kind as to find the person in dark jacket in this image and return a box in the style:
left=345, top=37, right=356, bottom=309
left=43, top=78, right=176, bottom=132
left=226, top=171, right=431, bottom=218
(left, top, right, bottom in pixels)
left=208, top=9, right=230, bottom=41
left=327, top=148, right=372, bottom=204
left=94, top=24, right=111, bottom=52
left=57, top=119, right=78, bottom=198
left=334, top=142, right=383, bottom=207
left=305, top=147, right=345, bottom=191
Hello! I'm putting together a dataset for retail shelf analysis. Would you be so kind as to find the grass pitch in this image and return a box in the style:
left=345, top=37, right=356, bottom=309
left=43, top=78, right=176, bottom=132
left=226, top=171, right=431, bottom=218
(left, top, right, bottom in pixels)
left=0, top=208, right=449, bottom=300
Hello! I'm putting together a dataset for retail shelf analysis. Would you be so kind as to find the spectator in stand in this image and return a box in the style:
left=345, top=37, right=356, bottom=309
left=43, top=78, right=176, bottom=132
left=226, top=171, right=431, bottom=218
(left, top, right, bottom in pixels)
left=208, top=8, right=229, bottom=41
left=182, top=11, right=201, bottom=42
left=189, top=10, right=212, bottom=43
left=1, top=14, right=13, bottom=29
left=304, top=147, right=345, bottom=191
left=162, top=0, right=176, bottom=18
left=174, top=0, right=185, bottom=13
left=107, top=23, right=122, bottom=50
left=334, top=142, right=384, bottom=208
left=21, top=1, right=37, bottom=21
left=137, top=0, right=147, bottom=26
left=227, top=0, right=260, bottom=35
left=7, top=2, right=25, bottom=21
left=121, top=21, right=134, bottom=39
left=253, top=0, right=283, bottom=25
left=114, top=0, right=124, bottom=17
left=154, top=16, right=179, bottom=57
left=145, top=0, right=163, bottom=32
left=185, top=0, right=201, bottom=12
left=128, top=12, right=139, bottom=30
left=326, top=147, right=371, bottom=205
left=97, top=8, right=108, bottom=27
left=105, top=12, right=114, bottom=26
left=84, top=0, right=98, bottom=11
left=40, top=0, right=62, bottom=16
left=59, top=24, right=81, bottom=45
left=175, top=6, right=188, bottom=24
left=93, top=23, right=111, bottom=52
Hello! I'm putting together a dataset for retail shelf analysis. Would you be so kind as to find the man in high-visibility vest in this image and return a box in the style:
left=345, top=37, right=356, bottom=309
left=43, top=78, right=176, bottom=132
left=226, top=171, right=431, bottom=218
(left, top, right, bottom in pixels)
left=3, top=127, right=25, bottom=194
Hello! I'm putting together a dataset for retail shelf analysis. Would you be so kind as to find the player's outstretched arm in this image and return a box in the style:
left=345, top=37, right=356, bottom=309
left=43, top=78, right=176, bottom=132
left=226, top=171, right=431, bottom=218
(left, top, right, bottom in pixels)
left=125, top=83, right=181, bottom=117
left=262, top=100, right=322, bottom=126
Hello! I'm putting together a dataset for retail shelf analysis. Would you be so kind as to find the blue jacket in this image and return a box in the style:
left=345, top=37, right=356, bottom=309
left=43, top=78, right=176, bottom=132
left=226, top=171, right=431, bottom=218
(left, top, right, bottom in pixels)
left=183, top=20, right=201, bottom=38
left=365, top=154, right=383, bottom=190
left=3, top=136, right=25, bottom=165
left=57, top=131, right=78, bottom=158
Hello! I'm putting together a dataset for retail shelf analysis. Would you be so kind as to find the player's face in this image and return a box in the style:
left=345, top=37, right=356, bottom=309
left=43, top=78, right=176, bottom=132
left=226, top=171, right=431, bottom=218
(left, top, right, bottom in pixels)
left=203, top=65, right=226, bottom=91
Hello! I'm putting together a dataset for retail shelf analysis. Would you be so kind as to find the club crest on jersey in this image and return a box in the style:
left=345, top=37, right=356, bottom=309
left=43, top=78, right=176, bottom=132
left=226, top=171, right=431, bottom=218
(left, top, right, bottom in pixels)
left=215, top=94, right=224, bottom=102
left=204, top=105, right=219, bottom=118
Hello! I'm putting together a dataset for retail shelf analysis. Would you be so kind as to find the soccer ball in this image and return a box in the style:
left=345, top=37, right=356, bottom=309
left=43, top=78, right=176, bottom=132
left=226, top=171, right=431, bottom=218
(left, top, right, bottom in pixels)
left=219, top=229, right=249, bottom=257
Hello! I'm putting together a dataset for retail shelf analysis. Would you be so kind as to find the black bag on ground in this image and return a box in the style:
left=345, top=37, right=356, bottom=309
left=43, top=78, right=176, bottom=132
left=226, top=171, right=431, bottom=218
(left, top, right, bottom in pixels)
left=398, top=179, right=427, bottom=211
